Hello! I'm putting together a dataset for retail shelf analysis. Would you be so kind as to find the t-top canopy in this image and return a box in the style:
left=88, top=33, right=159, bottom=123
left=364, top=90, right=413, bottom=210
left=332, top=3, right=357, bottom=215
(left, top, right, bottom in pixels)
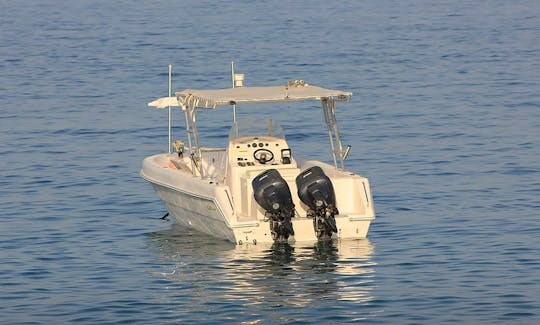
left=148, top=82, right=352, bottom=109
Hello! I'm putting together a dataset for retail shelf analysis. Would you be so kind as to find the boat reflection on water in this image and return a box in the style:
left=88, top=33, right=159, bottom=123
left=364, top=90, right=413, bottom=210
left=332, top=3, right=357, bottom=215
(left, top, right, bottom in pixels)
left=147, top=224, right=376, bottom=311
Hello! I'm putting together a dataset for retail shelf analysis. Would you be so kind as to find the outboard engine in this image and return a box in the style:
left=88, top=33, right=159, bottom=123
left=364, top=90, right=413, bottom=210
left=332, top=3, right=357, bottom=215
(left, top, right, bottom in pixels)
left=296, top=166, right=339, bottom=240
left=252, top=169, right=295, bottom=242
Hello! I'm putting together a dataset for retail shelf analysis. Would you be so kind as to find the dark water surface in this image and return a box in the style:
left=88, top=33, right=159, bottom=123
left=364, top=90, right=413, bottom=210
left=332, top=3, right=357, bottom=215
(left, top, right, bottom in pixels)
left=1, top=0, right=539, bottom=323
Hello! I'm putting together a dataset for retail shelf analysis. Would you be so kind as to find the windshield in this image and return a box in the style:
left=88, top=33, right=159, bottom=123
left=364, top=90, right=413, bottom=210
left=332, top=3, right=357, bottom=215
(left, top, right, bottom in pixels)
left=229, top=117, right=285, bottom=140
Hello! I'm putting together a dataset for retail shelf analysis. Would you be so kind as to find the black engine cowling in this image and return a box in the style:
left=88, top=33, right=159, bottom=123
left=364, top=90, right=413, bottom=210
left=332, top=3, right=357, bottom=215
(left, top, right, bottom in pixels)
left=252, top=169, right=295, bottom=242
left=252, top=169, right=294, bottom=215
left=296, top=166, right=338, bottom=239
left=296, top=166, right=336, bottom=210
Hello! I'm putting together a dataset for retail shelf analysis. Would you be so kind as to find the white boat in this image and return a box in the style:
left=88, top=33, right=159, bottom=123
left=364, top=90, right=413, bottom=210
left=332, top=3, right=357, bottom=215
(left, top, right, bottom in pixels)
left=141, top=66, right=375, bottom=244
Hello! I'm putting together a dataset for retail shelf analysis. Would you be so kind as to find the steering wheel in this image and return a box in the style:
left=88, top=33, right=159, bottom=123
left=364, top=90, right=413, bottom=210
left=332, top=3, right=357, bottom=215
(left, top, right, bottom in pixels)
left=253, top=149, right=274, bottom=164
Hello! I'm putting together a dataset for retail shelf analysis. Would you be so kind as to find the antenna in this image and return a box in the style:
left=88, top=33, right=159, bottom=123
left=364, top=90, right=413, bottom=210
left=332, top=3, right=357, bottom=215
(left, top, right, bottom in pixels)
left=231, top=61, right=237, bottom=124
left=168, top=64, right=172, bottom=154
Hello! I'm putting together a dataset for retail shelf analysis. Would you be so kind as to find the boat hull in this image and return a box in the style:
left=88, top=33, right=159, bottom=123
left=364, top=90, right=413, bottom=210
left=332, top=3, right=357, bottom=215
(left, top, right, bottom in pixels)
left=149, top=182, right=236, bottom=242
left=141, top=154, right=375, bottom=244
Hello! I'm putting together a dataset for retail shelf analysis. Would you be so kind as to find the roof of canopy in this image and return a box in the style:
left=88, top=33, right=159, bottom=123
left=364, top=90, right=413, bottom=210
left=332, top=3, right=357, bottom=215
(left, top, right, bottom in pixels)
left=148, top=83, right=352, bottom=109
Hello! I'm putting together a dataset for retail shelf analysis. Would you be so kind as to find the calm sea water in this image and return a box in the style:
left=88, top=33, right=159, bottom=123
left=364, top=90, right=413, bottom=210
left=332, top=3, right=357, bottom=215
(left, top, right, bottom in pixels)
left=2, top=0, right=539, bottom=323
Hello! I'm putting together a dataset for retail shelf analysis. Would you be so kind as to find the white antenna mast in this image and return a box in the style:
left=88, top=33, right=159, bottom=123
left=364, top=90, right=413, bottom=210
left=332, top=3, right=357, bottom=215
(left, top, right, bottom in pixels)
left=167, top=64, right=172, bottom=154
left=231, top=61, right=237, bottom=124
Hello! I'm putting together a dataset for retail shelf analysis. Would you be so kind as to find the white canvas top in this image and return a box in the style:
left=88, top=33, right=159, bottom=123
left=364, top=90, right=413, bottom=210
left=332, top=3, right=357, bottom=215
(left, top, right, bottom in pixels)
left=148, top=84, right=352, bottom=109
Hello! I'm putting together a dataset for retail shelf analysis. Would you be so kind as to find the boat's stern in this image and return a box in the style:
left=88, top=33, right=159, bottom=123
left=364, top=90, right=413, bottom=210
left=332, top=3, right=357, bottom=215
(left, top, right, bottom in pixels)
left=226, top=159, right=375, bottom=245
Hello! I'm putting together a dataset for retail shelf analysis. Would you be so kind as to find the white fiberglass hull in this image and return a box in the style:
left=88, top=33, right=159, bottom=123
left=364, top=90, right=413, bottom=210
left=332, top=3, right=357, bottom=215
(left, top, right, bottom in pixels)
left=148, top=182, right=236, bottom=241
left=141, top=154, right=237, bottom=242
left=141, top=153, right=375, bottom=244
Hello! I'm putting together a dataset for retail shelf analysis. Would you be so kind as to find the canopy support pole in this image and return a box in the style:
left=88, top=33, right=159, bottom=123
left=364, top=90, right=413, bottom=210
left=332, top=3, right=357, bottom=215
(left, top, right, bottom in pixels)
left=322, top=97, right=346, bottom=170
left=183, top=95, right=203, bottom=177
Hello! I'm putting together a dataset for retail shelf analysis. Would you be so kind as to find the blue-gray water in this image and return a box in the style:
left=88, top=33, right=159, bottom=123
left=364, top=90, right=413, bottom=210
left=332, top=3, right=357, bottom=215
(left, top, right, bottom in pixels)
left=1, top=0, right=539, bottom=323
